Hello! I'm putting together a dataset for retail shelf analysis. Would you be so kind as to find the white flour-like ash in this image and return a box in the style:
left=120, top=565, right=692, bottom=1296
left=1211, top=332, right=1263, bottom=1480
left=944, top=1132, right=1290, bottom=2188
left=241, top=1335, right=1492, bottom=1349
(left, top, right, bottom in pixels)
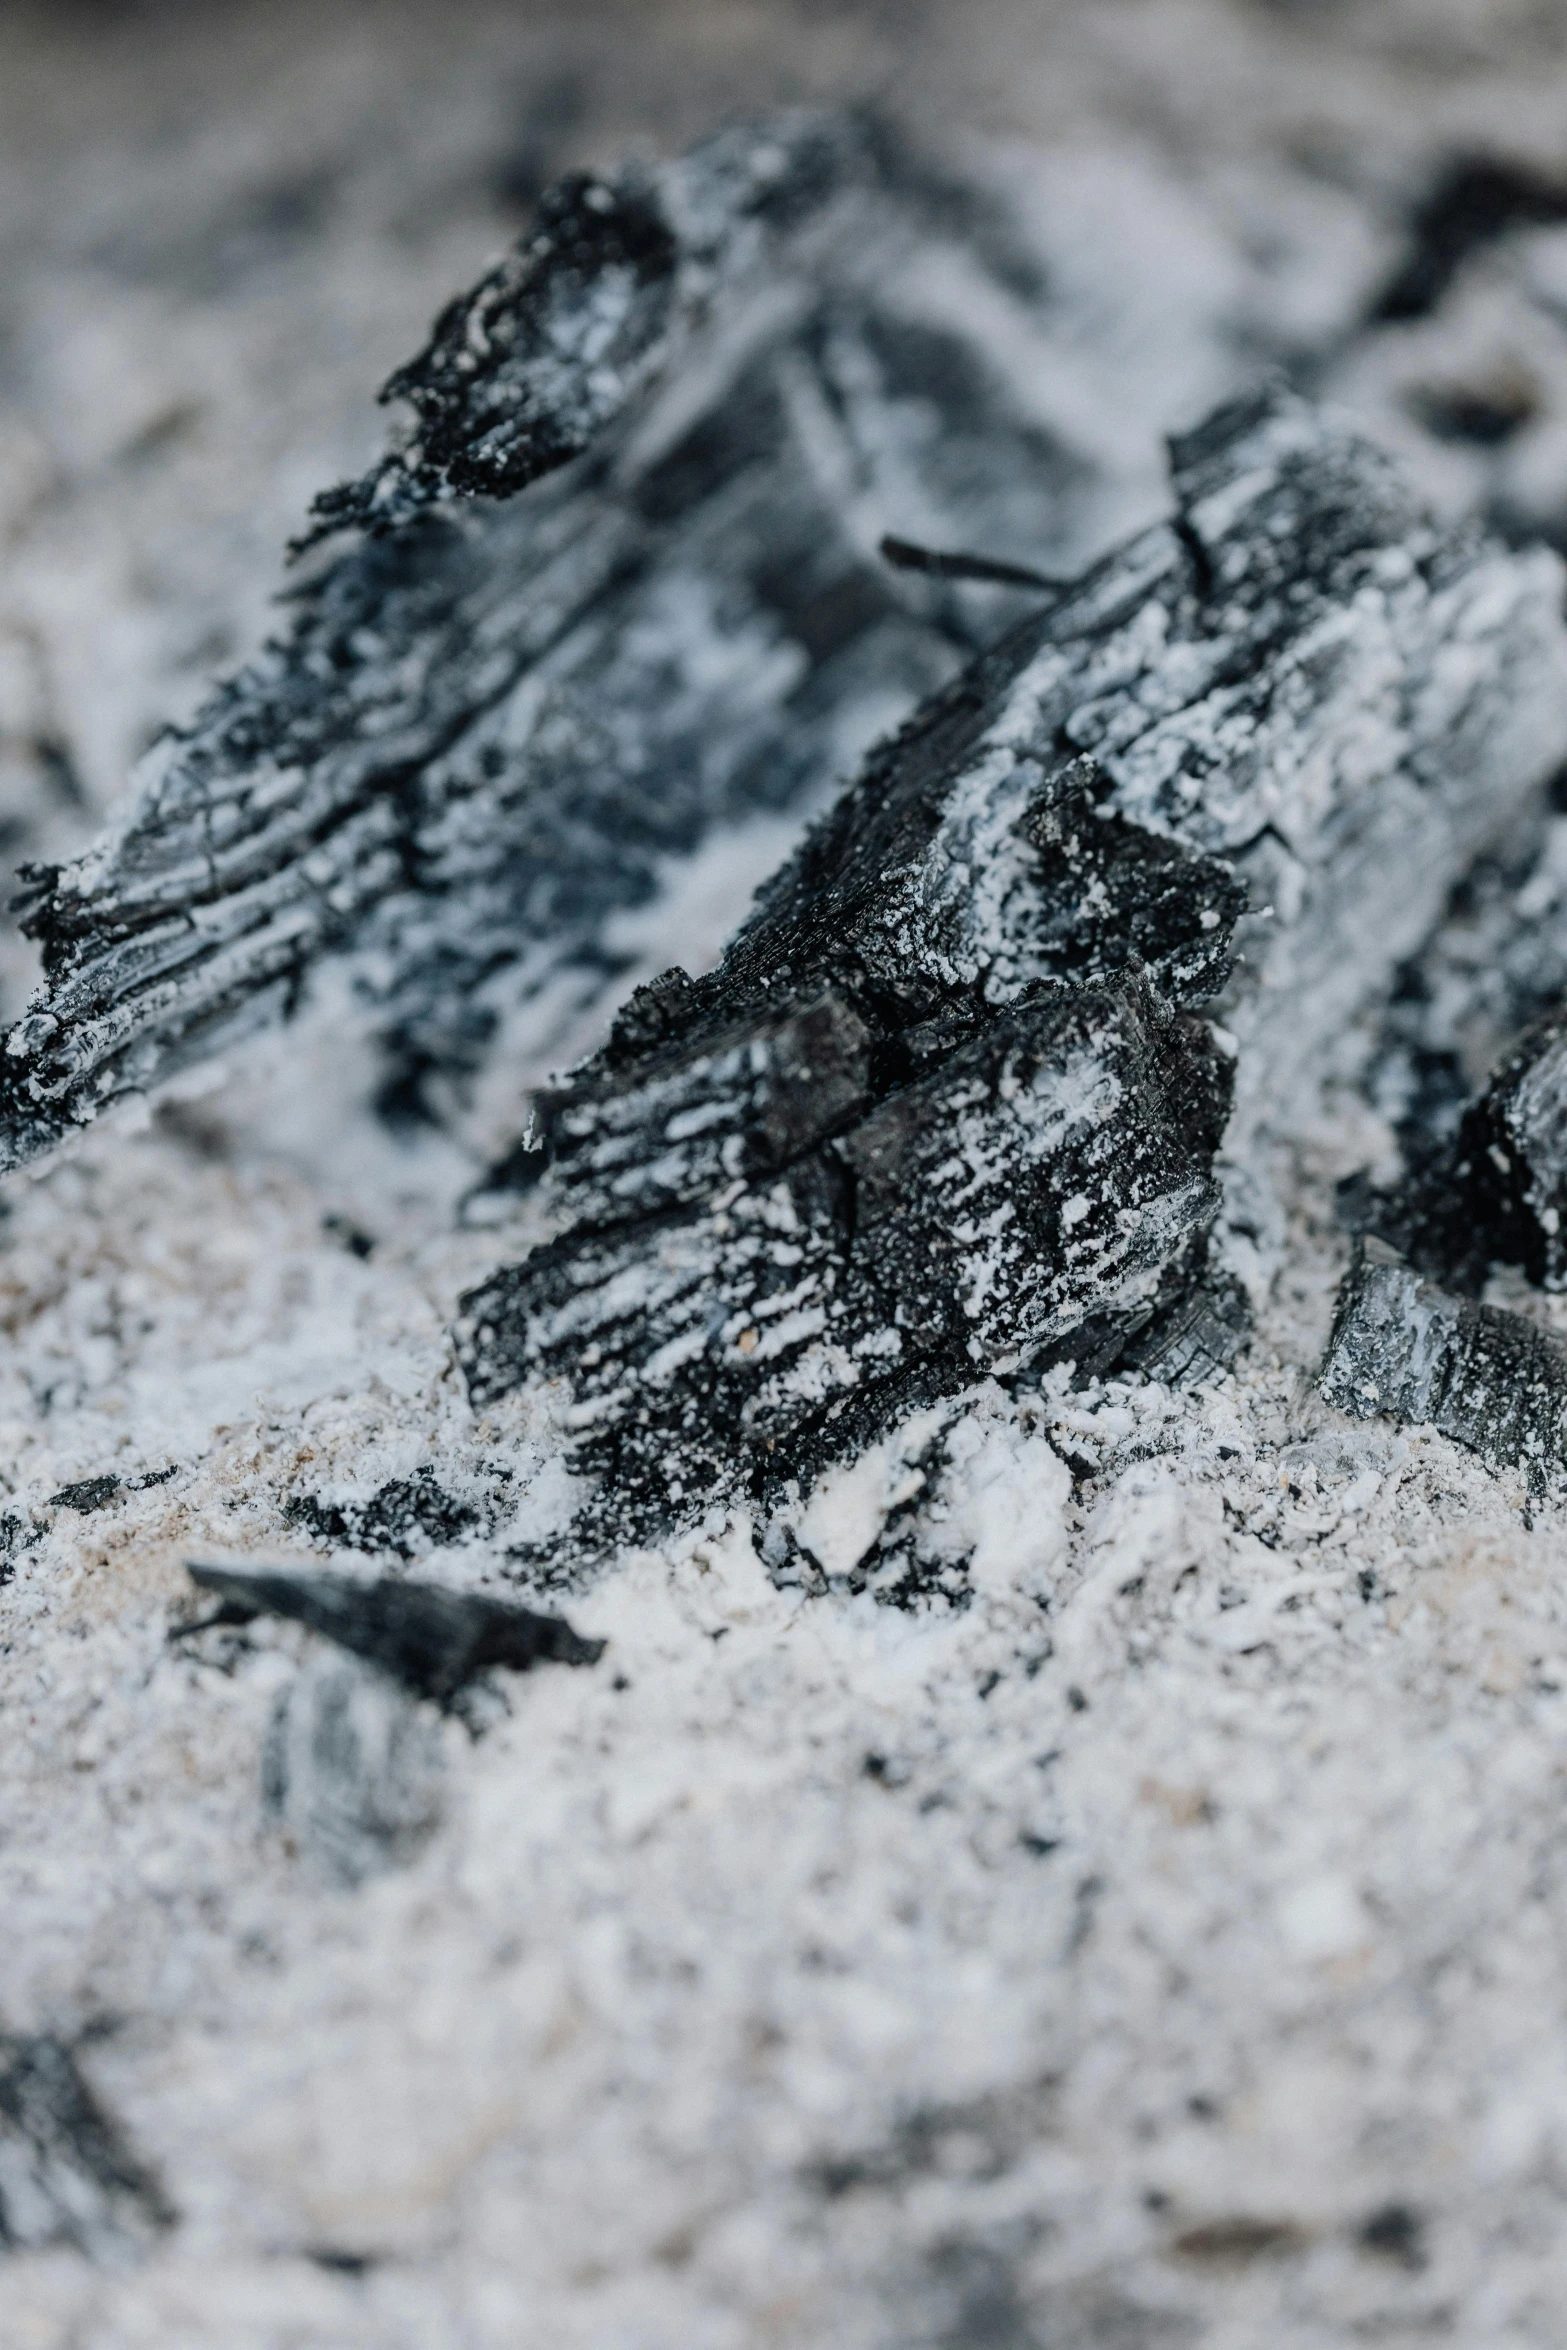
left=15, top=8, right=1567, bottom=2348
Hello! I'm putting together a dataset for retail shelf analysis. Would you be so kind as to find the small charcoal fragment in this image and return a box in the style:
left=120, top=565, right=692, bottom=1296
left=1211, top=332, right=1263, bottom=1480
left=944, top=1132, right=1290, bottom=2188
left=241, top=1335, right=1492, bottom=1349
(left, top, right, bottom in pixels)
left=46, top=1468, right=177, bottom=1515
left=185, top=1563, right=603, bottom=1706
left=1373, top=156, right=1567, bottom=324
left=0, top=2034, right=172, bottom=2258
left=283, top=1467, right=487, bottom=1559
left=262, top=1653, right=446, bottom=1887
left=1320, top=1237, right=1567, bottom=1483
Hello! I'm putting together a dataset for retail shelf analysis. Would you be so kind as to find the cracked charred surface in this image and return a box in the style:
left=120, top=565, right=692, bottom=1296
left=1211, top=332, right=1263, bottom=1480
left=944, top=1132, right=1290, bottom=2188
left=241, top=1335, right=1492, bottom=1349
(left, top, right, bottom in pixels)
left=456, top=384, right=1567, bottom=1556
left=0, top=111, right=1115, bottom=1163
left=461, top=972, right=1231, bottom=1559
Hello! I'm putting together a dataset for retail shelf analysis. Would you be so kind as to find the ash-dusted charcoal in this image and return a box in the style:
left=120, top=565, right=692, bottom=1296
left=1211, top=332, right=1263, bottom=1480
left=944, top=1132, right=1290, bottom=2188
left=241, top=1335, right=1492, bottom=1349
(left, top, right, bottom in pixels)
left=1360, top=1007, right=1567, bottom=1295
left=461, top=975, right=1230, bottom=1548
left=283, top=1466, right=490, bottom=1560
left=1321, top=1237, right=1567, bottom=1484
left=262, top=1654, right=447, bottom=1888
left=0, top=2034, right=172, bottom=2258
left=0, top=111, right=1123, bottom=1165
left=506, top=380, right=1567, bottom=1221
left=185, top=1564, right=603, bottom=1706
left=453, top=383, right=1567, bottom=1555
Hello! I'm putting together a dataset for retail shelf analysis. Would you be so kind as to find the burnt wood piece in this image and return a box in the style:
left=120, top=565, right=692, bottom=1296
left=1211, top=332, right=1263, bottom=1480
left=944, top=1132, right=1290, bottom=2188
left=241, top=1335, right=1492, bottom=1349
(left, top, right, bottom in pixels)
left=1320, top=1237, right=1567, bottom=1485
left=483, top=379, right=1567, bottom=1237
left=0, top=111, right=1102, bottom=1163
left=1357, top=1007, right=1567, bottom=1296
left=459, top=974, right=1231, bottom=1551
left=184, top=1564, right=604, bottom=1706
left=0, top=2034, right=172, bottom=2257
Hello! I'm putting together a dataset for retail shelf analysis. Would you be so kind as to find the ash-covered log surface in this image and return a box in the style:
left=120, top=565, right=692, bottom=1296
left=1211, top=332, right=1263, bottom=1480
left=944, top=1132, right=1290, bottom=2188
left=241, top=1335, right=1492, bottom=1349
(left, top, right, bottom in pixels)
left=1321, top=1237, right=1567, bottom=1486
left=0, top=111, right=1125, bottom=1163
left=0, top=2035, right=172, bottom=2259
left=455, top=382, right=1567, bottom=1558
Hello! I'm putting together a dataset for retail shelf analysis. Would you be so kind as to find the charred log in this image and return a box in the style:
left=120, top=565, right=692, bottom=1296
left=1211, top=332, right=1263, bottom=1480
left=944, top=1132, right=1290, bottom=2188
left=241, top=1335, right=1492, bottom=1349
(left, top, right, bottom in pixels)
left=1321, top=1236, right=1567, bottom=1486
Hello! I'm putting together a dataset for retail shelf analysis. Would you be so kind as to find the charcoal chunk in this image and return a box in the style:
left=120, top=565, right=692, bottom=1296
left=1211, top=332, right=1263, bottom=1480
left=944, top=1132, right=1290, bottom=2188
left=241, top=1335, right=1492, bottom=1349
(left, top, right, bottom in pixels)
left=0, top=2034, right=172, bottom=2258
left=185, top=1564, right=604, bottom=1706
left=0, top=112, right=1102, bottom=1163
left=1365, top=1007, right=1567, bottom=1296
left=460, top=974, right=1230, bottom=1551
left=263, top=1654, right=447, bottom=1887
left=1321, top=1237, right=1567, bottom=1483
left=450, top=381, right=1567, bottom=1555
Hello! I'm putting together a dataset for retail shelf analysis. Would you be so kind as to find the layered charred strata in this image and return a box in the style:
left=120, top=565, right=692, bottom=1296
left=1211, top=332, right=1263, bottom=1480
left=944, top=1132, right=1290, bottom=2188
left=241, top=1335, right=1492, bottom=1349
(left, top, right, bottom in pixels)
left=448, top=384, right=1567, bottom=1553
left=0, top=110, right=1113, bottom=1163
left=1321, top=1238, right=1567, bottom=1487
left=459, top=975, right=1232, bottom=1552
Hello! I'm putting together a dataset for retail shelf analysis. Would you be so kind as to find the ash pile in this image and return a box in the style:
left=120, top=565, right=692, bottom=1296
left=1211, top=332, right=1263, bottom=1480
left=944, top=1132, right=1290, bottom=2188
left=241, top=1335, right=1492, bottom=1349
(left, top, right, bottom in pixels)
left=10, top=112, right=1567, bottom=1569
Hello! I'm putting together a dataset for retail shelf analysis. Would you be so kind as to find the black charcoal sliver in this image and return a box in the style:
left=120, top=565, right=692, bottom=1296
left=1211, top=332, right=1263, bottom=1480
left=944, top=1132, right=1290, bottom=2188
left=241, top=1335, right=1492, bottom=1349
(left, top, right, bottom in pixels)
left=47, top=1475, right=121, bottom=1514
left=0, top=2034, right=172, bottom=2258
left=184, top=1564, right=604, bottom=1706
left=1320, top=1238, right=1567, bottom=1485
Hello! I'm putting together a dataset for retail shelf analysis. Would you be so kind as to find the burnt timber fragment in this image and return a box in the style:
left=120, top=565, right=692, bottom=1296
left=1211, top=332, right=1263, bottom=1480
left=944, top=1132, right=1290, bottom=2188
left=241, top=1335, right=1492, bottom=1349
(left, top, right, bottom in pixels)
left=1356, top=1003, right=1567, bottom=1297
left=0, top=2034, right=172, bottom=2258
left=452, top=383, right=1567, bottom=1553
left=0, top=111, right=1112, bottom=1163
left=461, top=974, right=1231, bottom=1550
left=1321, top=1238, right=1567, bottom=1484
left=184, top=1563, right=603, bottom=1706
left=282, top=1467, right=488, bottom=1560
